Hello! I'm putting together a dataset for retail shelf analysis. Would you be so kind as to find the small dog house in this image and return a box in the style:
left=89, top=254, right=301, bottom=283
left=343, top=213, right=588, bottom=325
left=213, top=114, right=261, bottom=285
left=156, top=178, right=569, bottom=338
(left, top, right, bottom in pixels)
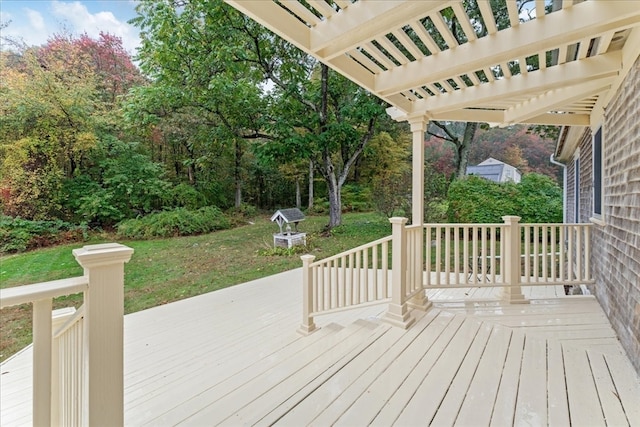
left=271, top=208, right=306, bottom=248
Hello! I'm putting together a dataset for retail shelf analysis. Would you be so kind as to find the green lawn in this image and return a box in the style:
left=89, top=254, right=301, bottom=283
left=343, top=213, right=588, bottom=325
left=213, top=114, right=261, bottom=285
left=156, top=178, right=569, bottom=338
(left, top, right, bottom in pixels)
left=0, top=212, right=391, bottom=361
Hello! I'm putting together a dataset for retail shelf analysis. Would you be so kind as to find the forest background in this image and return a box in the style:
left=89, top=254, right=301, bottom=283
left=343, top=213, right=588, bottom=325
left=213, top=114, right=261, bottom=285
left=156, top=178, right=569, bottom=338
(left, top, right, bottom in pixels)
left=0, top=0, right=562, bottom=254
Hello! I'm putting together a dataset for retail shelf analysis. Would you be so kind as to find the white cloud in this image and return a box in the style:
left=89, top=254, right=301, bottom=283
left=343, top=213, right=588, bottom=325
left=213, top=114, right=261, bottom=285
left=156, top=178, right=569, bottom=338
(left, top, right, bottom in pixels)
left=50, top=1, right=140, bottom=54
left=0, top=1, right=140, bottom=54
left=26, top=9, right=45, bottom=31
left=1, top=8, right=50, bottom=49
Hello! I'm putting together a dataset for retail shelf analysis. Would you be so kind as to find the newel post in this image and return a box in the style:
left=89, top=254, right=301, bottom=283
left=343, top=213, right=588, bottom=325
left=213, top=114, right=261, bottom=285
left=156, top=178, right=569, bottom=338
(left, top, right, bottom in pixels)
left=73, top=243, right=134, bottom=427
left=383, top=218, right=415, bottom=329
left=298, top=254, right=317, bottom=335
left=501, top=216, right=528, bottom=304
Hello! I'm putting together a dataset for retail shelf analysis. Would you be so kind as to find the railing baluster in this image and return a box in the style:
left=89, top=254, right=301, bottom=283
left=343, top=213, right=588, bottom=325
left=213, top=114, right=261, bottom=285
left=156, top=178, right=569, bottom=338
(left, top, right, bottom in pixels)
left=551, top=226, right=557, bottom=281
left=542, top=225, right=548, bottom=281
left=453, top=226, right=460, bottom=285
left=382, top=240, right=389, bottom=297
left=490, top=226, right=497, bottom=283
left=331, top=259, right=343, bottom=307
left=444, top=226, right=451, bottom=286
left=559, top=226, right=566, bottom=281
left=435, top=226, right=442, bottom=286
left=481, top=226, right=488, bottom=284
left=363, top=248, right=369, bottom=301
left=425, top=225, right=432, bottom=287
left=585, top=226, right=591, bottom=280
left=568, top=226, right=574, bottom=281
left=372, top=246, right=378, bottom=300
left=576, top=225, right=583, bottom=282
left=532, top=225, right=540, bottom=282
left=471, top=226, right=478, bottom=284
left=463, top=226, right=469, bottom=283
left=355, top=251, right=362, bottom=304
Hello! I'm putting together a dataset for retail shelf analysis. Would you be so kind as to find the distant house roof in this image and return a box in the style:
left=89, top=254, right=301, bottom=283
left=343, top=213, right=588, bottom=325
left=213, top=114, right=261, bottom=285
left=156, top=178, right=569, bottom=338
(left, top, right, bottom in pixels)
left=478, top=157, right=504, bottom=166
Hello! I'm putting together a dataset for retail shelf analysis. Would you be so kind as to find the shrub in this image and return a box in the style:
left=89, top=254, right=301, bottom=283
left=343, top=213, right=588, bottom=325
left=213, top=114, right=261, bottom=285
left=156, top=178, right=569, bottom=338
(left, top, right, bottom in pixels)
left=446, top=173, right=563, bottom=224
left=225, top=204, right=259, bottom=227
left=0, top=216, right=87, bottom=254
left=163, top=183, right=208, bottom=210
left=447, top=176, right=518, bottom=223
left=116, top=207, right=231, bottom=239
left=516, top=174, right=563, bottom=223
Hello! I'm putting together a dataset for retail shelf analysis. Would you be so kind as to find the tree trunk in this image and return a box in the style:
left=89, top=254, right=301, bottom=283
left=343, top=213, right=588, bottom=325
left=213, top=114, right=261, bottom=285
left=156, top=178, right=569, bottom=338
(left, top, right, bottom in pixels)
left=326, top=164, right=342, bottom=228
left=456, top=122, right=478, bottom=178
left=295, top=178, right=301, bottom=209
left=308, top=159, right=314, bottom=210
left=234, top=139, right=243, bottom=208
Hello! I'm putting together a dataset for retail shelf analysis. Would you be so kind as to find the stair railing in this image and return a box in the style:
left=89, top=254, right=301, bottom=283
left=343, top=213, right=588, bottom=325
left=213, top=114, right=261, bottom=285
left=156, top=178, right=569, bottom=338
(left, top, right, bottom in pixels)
left=0, top=243, right=133, bottom=426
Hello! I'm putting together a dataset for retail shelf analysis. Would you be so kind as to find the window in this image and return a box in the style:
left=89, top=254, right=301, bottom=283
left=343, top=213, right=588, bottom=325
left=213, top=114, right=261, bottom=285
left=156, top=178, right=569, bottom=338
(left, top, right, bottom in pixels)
left=574, top=157, right=580, bottom=222
left=593, top=127, right=603, bottom=218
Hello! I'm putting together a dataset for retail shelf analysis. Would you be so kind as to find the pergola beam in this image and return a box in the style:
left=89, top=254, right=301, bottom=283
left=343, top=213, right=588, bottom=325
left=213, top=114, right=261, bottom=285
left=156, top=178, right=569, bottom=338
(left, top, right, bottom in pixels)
left=410, top=51, right=622, bottom=115
left=387, top=108, right=591, bottom=126
left=375, top=1, right=640, bottom=96
left=503, top=77, right=613, bottom=124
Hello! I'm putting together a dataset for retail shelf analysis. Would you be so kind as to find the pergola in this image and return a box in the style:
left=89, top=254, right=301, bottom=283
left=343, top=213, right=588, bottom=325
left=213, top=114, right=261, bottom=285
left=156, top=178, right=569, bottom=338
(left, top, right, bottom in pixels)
left=225, top=0, right=640, bottom=223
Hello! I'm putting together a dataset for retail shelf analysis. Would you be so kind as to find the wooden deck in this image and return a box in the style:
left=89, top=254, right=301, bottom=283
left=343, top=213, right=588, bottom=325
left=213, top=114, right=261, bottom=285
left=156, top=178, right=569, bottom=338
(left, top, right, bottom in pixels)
left=2, top=269, right=639, bottom=426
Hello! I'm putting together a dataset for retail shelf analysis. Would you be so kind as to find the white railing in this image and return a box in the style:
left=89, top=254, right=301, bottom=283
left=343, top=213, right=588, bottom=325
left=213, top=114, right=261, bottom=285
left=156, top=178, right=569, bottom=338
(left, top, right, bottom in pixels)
left=520, top=223, right=591, bottom=285
left=0, top=243, right=133, bottom=426
left=298, top=235, right=392, bottom=334
left=299, top=216, right=594, bottom=333
left=421, top=223, right=506, bottom=287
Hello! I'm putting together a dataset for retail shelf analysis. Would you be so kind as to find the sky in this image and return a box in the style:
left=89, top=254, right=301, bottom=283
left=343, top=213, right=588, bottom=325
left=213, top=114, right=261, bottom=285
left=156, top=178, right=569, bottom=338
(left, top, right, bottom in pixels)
left=0, top=0, right=141, bottom=54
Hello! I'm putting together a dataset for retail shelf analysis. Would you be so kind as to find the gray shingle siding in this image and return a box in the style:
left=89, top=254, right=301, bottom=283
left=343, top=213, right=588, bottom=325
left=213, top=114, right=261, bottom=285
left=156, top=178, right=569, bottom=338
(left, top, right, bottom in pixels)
left=582, top=56, right=640, bottom=373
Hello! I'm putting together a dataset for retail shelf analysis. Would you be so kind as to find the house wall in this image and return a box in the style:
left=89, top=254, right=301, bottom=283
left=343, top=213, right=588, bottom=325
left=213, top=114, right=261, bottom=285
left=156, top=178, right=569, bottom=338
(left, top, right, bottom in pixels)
left=589, top=56, right=640, bottom=373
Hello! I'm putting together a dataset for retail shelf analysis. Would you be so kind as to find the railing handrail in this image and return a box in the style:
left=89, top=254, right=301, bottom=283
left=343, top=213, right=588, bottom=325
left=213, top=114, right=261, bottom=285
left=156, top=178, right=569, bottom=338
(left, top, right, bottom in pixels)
left=421, top=222, right=505, bottom=228
left=0, top=276, right=89, bottom=309
left=420, top=222, right=592, bottom=227
left=310, top=235, right=392, bottom=267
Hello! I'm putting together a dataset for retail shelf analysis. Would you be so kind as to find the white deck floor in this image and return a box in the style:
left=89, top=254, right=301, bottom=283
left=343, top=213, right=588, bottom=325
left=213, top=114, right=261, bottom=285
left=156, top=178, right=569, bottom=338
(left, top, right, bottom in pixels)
left=1, top=269, right=639, bottom=426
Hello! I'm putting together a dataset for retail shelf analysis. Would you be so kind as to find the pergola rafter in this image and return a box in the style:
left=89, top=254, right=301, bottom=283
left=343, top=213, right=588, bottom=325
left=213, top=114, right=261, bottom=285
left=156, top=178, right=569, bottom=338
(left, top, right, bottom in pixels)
left=226, top=0, right=640, bottom=127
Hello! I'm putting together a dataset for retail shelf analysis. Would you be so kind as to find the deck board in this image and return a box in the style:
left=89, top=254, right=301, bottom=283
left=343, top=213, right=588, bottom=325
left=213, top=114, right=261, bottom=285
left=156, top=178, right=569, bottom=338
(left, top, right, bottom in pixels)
left=2, top=270, right=639, bottom=427
left=454, top=325, right=513, bottom=426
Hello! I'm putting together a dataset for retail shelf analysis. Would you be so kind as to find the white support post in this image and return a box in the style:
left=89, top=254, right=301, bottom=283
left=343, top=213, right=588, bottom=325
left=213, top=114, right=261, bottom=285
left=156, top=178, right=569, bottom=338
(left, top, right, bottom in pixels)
left=73, top=243, right=133, bottom=427
left=407, top=116, right=431, bottom=311
left=409, top=116, right=427, bottom=225
left=298, top=254, right=317, bottom=335
left=501, top=216, right=528, bottom=304
left=383, top=217, right=415, bottom=329
left=32, top=298, right=53, bottom=427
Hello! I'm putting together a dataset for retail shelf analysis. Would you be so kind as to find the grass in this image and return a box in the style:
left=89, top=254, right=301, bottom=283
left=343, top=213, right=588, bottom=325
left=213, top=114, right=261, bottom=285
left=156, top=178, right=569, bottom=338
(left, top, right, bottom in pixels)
left=0, top=212, right=392, bottom=362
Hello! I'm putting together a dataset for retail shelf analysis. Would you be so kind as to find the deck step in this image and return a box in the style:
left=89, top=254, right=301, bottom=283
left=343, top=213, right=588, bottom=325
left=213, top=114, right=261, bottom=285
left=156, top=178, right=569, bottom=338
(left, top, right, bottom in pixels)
left=266, top=308, right=446, bottom=426
left=145, top=318, right=380, bottom=425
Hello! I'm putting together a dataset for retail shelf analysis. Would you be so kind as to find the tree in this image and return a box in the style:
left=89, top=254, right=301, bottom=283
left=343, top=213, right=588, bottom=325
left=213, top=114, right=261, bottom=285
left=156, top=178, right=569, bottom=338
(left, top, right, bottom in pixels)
left=130, top=0, right=271, bottom=208
left=427, top=121, right=478, bottom=178
left=0, top=33, right=148, bottom=222
left=131, top=0, right=388, bottom=227
left=0, top=39, right=100, bottom=218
